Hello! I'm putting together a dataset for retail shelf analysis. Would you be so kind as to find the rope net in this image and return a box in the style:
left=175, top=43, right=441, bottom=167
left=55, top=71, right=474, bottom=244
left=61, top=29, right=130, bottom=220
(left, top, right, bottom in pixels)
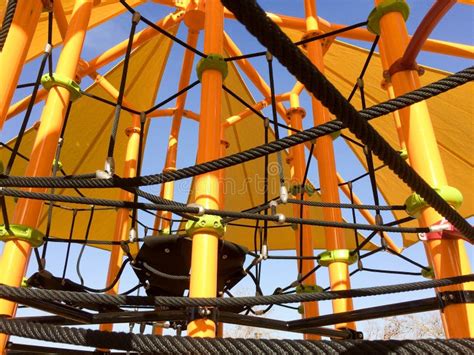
left=0, top=0, right=472, bottom=351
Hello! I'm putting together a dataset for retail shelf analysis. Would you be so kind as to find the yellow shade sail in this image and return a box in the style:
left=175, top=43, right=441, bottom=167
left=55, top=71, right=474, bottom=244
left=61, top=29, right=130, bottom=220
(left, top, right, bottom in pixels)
left=0, top=26, right=177, bottom=251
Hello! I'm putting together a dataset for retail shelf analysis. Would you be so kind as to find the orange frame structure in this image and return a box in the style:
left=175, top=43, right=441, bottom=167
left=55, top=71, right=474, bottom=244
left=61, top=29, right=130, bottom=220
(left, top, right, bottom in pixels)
left=0, top=0, right=472, bottom=350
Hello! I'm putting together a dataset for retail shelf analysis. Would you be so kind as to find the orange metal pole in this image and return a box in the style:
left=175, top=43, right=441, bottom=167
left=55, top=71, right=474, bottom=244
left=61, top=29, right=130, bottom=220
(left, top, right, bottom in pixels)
left=0, top=0, right=93, bottom=350
left=0, top=0, right=42, bottom=129
left=287, top=93, right=320, bottom=340
left=186, top=0, right=224, bottom=338
left=304, top=0, right=355, bottom=330
left=376, top=1, right=473, bottom=338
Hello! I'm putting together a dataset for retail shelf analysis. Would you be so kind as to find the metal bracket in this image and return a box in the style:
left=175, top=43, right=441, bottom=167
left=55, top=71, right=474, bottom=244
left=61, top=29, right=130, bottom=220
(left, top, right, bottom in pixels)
left=438, top=290, right=474, bottom=310
left=186, top=306, right=218, bottom=323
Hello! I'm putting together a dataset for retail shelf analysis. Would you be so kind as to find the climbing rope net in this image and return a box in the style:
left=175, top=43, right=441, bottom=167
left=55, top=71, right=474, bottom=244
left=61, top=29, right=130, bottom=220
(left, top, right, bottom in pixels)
left=0, top=0, right=473, bottom=353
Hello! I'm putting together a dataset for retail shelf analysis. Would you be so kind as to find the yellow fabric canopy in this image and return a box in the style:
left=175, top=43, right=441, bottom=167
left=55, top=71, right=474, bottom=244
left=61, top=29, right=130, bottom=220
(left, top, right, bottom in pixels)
left=0, top=26, right=177, bottom=251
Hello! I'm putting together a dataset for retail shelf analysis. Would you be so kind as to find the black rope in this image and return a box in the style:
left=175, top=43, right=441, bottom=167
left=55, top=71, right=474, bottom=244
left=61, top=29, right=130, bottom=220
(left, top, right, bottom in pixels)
left=287, top=198, right=405, bottom=211
left=2, top=319, right=473, bottom=353
left=61, top=209, right=78, bottom=281
left=5, top=47, right=50, bottom=175
left=145, top=80, right=200, bottom=114
left=106, top=12, right=140, bottom=162
left=0, top=0, right=17, bottom=51
left=80, top=91, right=140, bottom=115
left=76, top=206, right=95, bottom=286
left=0, top=187, right=431, bottom=233
left=221, top=0, right=473, bottom=240
left=0, top=274, right=471, bottom=308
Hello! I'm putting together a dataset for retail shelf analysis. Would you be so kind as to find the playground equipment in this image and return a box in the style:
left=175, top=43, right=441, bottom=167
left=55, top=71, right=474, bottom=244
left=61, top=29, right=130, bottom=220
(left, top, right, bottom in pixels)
left=0, top=0, right=472, bottom=352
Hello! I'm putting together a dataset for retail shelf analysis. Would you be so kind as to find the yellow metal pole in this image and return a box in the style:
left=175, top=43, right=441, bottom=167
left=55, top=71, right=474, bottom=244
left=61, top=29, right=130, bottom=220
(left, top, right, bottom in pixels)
left=0, top=0, right=93, bottom=350
left=303, top=0, right=355, bottom=330
left=375, top=0, right=473, bottom=338
left=287, top=93, right=320, bottom=340
left=0, top=0, right=42, bottom=129
left=186, top=0, right=224, bottom=338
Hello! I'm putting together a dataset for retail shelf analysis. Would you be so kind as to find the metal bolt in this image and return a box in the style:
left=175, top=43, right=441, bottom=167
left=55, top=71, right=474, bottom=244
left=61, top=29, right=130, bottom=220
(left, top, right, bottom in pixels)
left=164, top=248, right=170, bottom=254
left=222, top=254, right=228, bottom=260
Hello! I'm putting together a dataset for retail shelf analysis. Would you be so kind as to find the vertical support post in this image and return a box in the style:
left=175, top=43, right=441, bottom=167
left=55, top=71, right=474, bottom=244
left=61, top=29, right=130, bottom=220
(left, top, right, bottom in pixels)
left=0, top=0, right=43, bottom=129
left=0, top=0, right=93, bottom=350
left=303, top=0, right=355, bottom=330
left=375, top=0, right=473, bottom=338
left=287, top=93, right=320, bottom=340
left=186, top=0, right=224, bottom=338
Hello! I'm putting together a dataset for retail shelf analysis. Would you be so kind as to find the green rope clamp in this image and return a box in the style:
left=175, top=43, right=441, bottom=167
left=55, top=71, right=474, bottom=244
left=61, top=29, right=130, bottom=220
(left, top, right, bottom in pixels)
left=421, top=267, right=435, bottom=280
left=21, top=277, right=29, bottom=287
left=196, top=54, right=228, bottom=82
left=185, top=215, right=226, bottom=237
left=41, top=73, right=82, bottom=101
left=0, top=224, right=44, bottom=247
left=289, top=184, right=315, bottom=197
left=297, top=304, right=304, bottom=315
left=317, top=249, right=358, bottom=267
left=399, top=148, right=409, bottom=160
left=52, top=159, right=63, bottom=171
left=160, top=227, right=171, bottom=235
left=295, top=284, right=324, bottom=294
left=367, top=0, right=410, bottom=35
left=405, top=186, right=463, bottom=218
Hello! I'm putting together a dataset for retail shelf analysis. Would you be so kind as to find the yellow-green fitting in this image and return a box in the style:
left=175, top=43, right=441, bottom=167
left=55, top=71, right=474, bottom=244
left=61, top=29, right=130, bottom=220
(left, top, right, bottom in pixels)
left=185, top=215, right=226, bottom=237
left=318, top=249, right=358, bottom=267
left=21, top=277, right=29, bottom=287
left=399, top=148, right=408, bottom=160
left=296, top=284, right=324, bottom=294
left=289, top=184, right=315, bottom=197
left=421, top=267, right=435, bottom=280
left=367, top=0, right=410, bottom=35
left=0, top=224, right=44, bottom=247
left=52, top=159, right=63, bottom=171
left=405, top=186, right=463, bottom=218
left=41, top=73, right=82, bottom=101
left=196, top=54, right=228, bottom=81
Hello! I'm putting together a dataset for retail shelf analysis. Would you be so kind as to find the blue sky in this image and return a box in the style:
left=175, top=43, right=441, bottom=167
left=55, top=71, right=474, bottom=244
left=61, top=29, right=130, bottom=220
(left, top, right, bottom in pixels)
left=1, top=0, right=473, bottom=348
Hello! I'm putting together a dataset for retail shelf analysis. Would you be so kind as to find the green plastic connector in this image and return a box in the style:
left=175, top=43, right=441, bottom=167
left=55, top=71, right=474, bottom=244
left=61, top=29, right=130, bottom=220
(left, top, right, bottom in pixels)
left=21, top=277, right=29, bottom=287
left=405, top=186, right=463, bottom=218
left=52, top=159, right=63, bottom=171
left=367, top=0, right=410, bottom=35
left=289, top=184, right=315, bottom=197
left=297, top=304, right=304, bottom=315
left=317, top=249, right=358, bottom=267
left=399, top=148, right=408, bottom=160
left=295, top=284, right=324, bottom=294
left=0, top=224, right=44, bottom=247
left=196, top=54, right=228, bottom=82
left=160, top=227, right=171, bottom=235
left=330, top=129, right=341, bottom=140
left=421, top=267, right=435, bottom=280
left=185, top=215, right=226, bottom=237
left=41, top=73, right=82, bottom=101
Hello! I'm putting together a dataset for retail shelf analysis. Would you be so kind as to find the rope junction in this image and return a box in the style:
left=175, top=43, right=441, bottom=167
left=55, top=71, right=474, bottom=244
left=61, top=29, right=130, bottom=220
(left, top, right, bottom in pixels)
left=0, top=0, right=473, bottom=350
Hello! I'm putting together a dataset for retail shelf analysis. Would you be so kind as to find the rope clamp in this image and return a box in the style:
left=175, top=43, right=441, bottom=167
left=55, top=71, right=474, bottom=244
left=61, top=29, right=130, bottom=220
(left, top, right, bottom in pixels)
left=405, top=185, right=463, bottom=218
left=317, top=249, right=358, bottom=267
left=41, top=73, right=82, bottom=101
left=419, top=219, right=468, bottom=243
left=185, top=214, right=226, bottom=237
left=421, top=267, right=435, bottom=279
left=367, top=0, right=410, bottom=35
left=0, top=224, right=44, bottom=247
left=437, top=290, right=474, bottom=310
left=196, top=53, right=228, bottom=81
left=186, top=306, right=218, bottom=323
